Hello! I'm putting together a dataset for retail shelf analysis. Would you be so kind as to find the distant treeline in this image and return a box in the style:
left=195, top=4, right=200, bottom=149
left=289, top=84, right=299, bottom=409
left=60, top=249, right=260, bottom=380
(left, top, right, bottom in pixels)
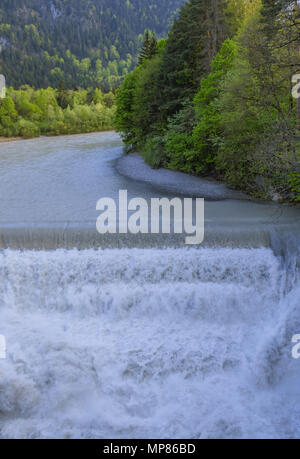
left=0, top=85, right=115, bottom=138
left=115, top=0, right=300, bottom=202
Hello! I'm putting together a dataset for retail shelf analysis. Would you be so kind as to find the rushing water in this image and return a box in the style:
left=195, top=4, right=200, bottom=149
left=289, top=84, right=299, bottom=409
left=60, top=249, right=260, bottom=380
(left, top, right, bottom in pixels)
left=0, top=132, right=300, bottom=439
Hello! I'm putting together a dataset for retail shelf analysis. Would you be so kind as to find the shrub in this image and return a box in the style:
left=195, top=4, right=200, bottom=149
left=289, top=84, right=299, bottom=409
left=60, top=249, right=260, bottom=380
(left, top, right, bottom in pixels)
left=15, top=119, right=40, bottom=138
left=141, top=136, right=167, bottom=168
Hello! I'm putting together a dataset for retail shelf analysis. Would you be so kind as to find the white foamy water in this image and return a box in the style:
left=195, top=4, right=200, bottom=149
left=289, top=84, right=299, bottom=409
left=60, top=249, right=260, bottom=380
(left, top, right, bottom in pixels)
left=1, top=132, right=300, bottom=438
left=0, top=246, right=300, bottom=439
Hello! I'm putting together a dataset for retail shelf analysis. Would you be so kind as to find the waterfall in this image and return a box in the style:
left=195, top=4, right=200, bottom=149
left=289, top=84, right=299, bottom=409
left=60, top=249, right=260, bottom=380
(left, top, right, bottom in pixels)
left=0, top=243, right=299, bottom=439
left=0, top=132, right=299, bottom=438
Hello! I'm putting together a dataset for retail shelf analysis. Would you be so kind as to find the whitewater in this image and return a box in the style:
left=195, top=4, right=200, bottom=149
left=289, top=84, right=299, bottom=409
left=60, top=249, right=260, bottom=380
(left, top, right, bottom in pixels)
left=0, top=132, right=300, bottom=439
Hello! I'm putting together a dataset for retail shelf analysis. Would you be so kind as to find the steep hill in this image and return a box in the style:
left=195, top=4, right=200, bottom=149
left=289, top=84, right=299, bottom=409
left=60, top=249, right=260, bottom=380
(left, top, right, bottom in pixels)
left=0, top=0, right=184, bottom=90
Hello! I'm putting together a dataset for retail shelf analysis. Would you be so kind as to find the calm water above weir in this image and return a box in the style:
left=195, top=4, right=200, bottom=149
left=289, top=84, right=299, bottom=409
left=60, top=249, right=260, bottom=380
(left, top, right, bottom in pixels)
left=0, top=132, right=300, bottom=439
left=0, top=131, right=300, bottom=248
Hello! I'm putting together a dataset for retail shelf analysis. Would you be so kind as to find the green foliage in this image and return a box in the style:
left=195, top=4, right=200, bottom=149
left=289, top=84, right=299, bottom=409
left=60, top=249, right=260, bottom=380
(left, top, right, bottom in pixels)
left=115, top=0, right=300, bottom=201
left=0, top=0, right=184, bottom=91
left=216, top=11, right=299, bottom=196
left=115, top=0, right=235, bottom=167
left=132, top=56, right=165, bottom=141
left=0, top=96, right=18, bottom=136
left=154, top=0, right=233, bottom=124
left=114, top=67, right=142, bottom=147
left=165, top=132, right=196, bottom=173
left=16, top=119, right=40, bottom=138
left=0, top=86, right=115, bottom=139
left=289, top=171, right=300, bottom=202
left=141, top=136, right=167, bottom=168
left=138, top=30, right=158, bottom=65
left=260, top=0, right=299, bottom=39
left=115, top=53, right=164, bottom=148
left=192, top=39, right=238, bottom=174
left=164, top=102, right=198, bottom=173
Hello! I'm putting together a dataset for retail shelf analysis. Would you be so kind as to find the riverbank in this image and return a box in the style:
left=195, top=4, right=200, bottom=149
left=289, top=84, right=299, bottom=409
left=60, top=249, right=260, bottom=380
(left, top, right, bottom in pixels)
left=1, top=132, right=300, bottom=439
left=1, top=86, right=115, bottom=139
left=0, top=137, right=23, bottom=143
left=1, top=131, right=300, bottom=250
left=117, top=152, right=257, bottom=202
left=117, top=151, right=300, bottom=206
left=0, top=129, right=115, bottom=144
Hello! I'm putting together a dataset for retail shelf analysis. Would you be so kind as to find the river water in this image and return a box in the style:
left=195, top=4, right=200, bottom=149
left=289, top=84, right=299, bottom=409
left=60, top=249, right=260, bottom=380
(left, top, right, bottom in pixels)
left=0, top=131, right=300, bottom=438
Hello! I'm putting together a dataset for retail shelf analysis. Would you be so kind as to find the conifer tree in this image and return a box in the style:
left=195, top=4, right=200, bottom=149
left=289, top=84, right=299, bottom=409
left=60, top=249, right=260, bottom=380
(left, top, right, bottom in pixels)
left=56, top=80, right=69, bottom=109
left=138, top=30, right=158, bottom=65
left=156, top=0, right=232, bottom=123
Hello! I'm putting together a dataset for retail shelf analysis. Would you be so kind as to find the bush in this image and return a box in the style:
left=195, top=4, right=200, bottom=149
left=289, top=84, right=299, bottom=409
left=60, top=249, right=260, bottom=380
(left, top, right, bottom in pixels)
left=165, top=131, right=197, bottom=174
left=141, top=136, right=167, bottom=168
left=15, top=119, right=40, bottom=138
left=288, top=171, right=300, bottom=202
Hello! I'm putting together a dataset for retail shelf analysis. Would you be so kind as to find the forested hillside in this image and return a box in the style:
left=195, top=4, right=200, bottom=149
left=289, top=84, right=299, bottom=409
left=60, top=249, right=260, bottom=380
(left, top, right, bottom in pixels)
left=115, top=0, right=300, bottom=202
left=0, top=0, right=184, bottom=90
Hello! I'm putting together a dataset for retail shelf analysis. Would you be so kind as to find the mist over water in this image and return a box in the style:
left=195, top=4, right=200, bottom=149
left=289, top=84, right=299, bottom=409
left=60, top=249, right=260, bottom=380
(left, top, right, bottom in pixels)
left=0, top=133, right=300, bottom=439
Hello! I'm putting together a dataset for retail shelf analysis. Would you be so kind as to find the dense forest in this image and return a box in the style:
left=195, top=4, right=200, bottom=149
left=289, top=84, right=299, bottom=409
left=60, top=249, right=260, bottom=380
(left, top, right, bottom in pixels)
left=0, top=86, right=115, bottom=138
left=1, top=0, right=299, bottom=201
left=0, top=0, right=184, bottom=91
left=115, top=0, right=300, bottom=202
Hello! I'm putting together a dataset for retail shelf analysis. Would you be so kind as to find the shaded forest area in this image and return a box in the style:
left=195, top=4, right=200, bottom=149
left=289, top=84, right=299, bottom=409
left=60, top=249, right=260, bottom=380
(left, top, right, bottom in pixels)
left=115, top=0, right=300, bottom=202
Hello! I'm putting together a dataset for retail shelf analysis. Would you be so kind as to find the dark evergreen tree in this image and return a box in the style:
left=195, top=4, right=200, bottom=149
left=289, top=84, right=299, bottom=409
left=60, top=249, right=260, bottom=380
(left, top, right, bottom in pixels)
left=56, top=80, right=69, bottom=109
left=138, top=31, right=158, bottom=65
left=154, top=0, right=232, bottom=124
left=116, top=0, right=234, bottom=153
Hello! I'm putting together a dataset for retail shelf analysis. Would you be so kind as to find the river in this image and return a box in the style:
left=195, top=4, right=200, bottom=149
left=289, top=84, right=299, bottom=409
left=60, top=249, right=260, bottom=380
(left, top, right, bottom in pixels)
left=0, top=131, right=300, bottom=438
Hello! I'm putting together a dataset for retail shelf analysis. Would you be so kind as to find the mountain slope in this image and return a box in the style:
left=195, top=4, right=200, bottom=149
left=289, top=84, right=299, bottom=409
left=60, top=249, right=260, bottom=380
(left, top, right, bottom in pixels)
left=0, top=0, right=184, bottom=90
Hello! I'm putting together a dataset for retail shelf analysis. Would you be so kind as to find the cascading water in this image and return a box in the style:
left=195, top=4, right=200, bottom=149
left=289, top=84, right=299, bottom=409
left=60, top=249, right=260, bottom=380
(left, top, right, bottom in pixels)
left=0, top=243, right=299, bottom=439
left=1, top=132, right=300, bottom=439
